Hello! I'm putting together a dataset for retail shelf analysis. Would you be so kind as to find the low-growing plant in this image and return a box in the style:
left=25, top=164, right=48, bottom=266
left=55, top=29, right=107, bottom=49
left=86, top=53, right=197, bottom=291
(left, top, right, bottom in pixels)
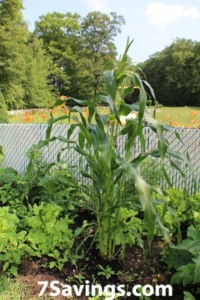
left=25, top=202, right=75, bottom=270
left=155, top=189, right=200, bottom=237
left=73, top=273, right=86, bottom=284
left=188, top=193, right=200, bottom=229
left=163, top=225, right=200, bottom=296
left=0, top=168, right=28, bottom=219
left=171, top=226, right=200, bottom=286
left=0, top=207, right=30, bottom=276
left=98, top=265, right=116, bottom=280
left=155, top=188, right=188, bottom=235
left=0, top=275, right=29, bottom=300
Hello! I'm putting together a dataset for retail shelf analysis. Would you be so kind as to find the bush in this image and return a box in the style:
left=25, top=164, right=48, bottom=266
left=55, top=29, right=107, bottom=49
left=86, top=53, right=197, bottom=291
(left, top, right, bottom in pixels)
left=0, top=93, right=9, bottom=123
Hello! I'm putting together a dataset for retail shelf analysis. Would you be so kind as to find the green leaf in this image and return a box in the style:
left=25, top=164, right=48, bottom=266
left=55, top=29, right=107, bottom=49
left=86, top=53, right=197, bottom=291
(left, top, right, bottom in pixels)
left=53, top=99, right=66, bottom=107
left=95, top=113, right=108, bottom=132
left=3, top=261, right=9, bottom=271
left=46, top=113, right=69, bottom=139
left=71, top=106, right=87, bottom=126
left=162, top=166, right=172, bottom=187
left=172, top=263, right=195, bottom=286
left=134, top=174, right=156, bottom=244
left=103, top=70, right=117, bottom=101
left=122, top=163, right=156, bottom=245
left=88, top=101, right=95, bottom=124
left=10, top=265, right=18, bottom=276
left=184, top=291, right=196, bottom=300
left=169, top=158, right=185, bottom=177
left=78, top=131, right=85, bottom=149
left=67, top=97, right=88, bottom=106
left=49, top=261, right=56, bottom=269
left=193, top=254, right=200, bottom=284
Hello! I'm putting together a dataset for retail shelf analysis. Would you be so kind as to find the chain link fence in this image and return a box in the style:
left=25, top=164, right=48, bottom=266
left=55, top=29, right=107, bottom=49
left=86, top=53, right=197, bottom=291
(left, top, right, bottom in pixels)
left=0, top=124, right=199, bottom=193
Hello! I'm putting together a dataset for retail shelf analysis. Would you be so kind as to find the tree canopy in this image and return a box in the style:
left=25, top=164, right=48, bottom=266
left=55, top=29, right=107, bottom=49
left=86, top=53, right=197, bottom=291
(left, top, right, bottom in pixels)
left=139, top=38, right=200, bottom=106
left=0, top=1, right=199, bottom=109
left=34, top=11, right=125, bottom=100
left=0, top=0, right=53, bottom=109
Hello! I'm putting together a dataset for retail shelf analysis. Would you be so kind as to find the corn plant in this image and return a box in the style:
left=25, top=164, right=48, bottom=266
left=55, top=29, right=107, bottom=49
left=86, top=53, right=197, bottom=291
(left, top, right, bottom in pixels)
left=41, top=40, right=191, bottom=260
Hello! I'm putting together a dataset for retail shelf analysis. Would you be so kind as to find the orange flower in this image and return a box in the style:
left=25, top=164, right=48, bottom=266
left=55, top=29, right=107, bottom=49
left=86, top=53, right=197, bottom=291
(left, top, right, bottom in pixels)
left=60, top=95, right=67, bottom=100
left=170, top=120, right=180, bottom=127
left=63, top=108, right=69, bottom=114
left=84, top=111, right=89, bottom=116
left=24, top=115, right=34, bottom=123
left=190, top=111, right=197, bottom=116
left=40, top=114, right=47, bottom=120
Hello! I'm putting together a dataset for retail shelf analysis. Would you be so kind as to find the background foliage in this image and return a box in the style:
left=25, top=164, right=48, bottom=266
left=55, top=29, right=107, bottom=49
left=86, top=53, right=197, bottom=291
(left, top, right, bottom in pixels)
left=1, top=1, right=199, bottom=110
left=139, top=38, right=200, bottom=107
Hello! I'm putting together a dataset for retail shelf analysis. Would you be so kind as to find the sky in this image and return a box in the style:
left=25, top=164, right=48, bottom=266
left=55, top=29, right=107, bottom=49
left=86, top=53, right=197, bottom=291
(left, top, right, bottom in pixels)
left=22, top=0, right=200, bottom=63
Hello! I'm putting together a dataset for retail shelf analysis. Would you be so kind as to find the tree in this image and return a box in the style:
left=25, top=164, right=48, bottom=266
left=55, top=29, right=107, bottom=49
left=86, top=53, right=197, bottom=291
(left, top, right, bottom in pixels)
left=0, top=0, right=29, bottom=108
left=0, top=91, right=8, bottom=123
left=76, top=12, right=125, bottom=100
left=0, top=0, right=54, bottom=109
left=35, top=11, right=125, bottom=101
left=34, top=12, right=81, bottom=96
left=139, top=38, right=200, bottom=106
left=24, top=36, right=54, bottom=108
left=0, top=0, right=23, bottom=26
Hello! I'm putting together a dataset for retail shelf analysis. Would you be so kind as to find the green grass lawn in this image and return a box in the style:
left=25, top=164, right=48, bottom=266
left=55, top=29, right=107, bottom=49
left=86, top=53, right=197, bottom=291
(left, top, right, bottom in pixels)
left=8, top=106, right=200, bottom=128
left=153, top=106, right=200, bottom=128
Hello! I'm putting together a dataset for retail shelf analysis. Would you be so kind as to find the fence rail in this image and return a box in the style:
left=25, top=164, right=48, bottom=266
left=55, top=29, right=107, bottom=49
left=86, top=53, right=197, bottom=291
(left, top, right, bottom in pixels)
left=0, top=124, right=199, bottom=193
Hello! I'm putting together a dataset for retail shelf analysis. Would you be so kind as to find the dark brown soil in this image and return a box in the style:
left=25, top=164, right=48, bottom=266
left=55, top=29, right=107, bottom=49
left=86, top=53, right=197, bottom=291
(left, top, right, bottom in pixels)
left=17, top=239, right=190, bottom=300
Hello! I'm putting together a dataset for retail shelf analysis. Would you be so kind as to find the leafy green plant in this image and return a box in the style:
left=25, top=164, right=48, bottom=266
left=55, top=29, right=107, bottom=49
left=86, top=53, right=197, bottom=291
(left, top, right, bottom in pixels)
left=0, top=168, right=28, bottom=219
left=154, top=188, right=188, bottom=236
left=188, top=193, right=200, bottom=229
left=24, top=202, right=75, bottom=270
left=0, top=207, right=30, bottom=276
left=171, top=226, right=200, bottom=286
left=98, top=265, right=115, bottom=280
left=73, top=273, right=86, bottom=284
left=155, top=189, right=200, bottom=238
left=163, top=225, right=200, bottom=296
